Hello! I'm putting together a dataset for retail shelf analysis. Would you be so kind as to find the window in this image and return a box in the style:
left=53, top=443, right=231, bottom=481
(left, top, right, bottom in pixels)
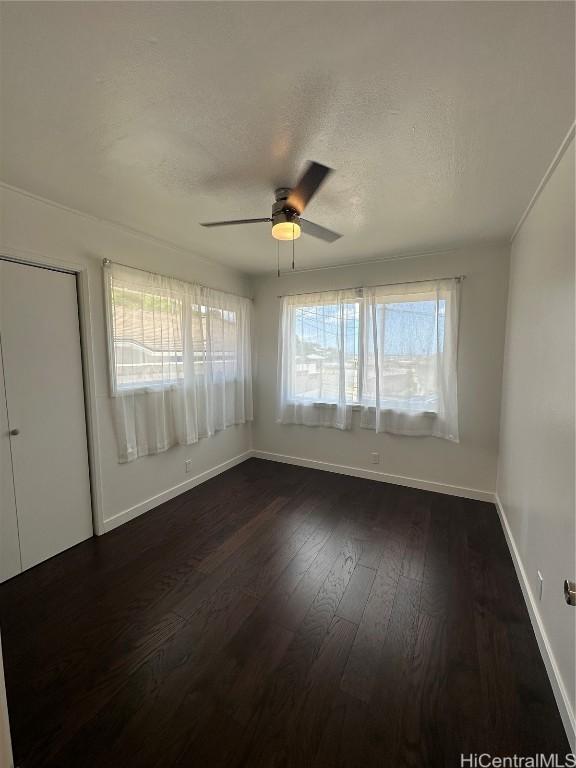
left=293, top=299, right=360, bottom=403
left=106, top=267, right=248, bottom=395
left=190, top=303, right=240, bottom=376
left=108, top=279, right=184, bottom=392
left=277, top=279, right=460, bottom=440
left=362, top=293, right=447, bottom=411
left=104, top=261, right=253, bottom=462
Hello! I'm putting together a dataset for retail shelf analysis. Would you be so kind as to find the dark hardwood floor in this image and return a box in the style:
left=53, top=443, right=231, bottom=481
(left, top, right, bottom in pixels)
left=0, top=459, right=568, bottom=767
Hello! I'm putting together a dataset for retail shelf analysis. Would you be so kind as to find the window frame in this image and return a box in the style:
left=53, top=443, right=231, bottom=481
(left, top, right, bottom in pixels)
left=105, top=276, right=186, bottom=395
left=282, top=288, right=451, bottom=414
left=104, top=265, right=246, bottom=397
left=287, top=294, right=364, bottom=407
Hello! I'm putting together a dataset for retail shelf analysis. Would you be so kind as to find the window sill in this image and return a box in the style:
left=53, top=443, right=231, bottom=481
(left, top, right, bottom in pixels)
left=287, top=400, right=438, bottom=417
left=112, top=382, right=182, bottom=396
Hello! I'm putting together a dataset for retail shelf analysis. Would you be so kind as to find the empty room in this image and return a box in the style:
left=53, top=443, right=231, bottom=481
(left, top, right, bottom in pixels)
left=0, top=2, right=574, bottom=767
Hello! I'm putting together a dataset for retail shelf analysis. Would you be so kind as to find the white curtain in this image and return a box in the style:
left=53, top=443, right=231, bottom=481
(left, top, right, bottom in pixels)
left=104, top=262, right=253, bottom=462
left=360, top=279, right=460, bottom=440
left=276, top=279, right=460, bottom=441
left=277, top=290, right=360, bottom=429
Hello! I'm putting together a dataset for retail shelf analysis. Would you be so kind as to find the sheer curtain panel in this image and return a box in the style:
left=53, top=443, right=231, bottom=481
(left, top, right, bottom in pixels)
left=360, top=278, right=460, bottom=440
left=276, top=278, right=460, bottom=440
left=277, top=290, right=360, bottom=429
left=104, top=262, right=253, bottom=462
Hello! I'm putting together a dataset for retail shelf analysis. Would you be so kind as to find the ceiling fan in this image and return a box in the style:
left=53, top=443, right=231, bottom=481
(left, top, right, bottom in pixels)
left=200, top=161, right=341, bottom=243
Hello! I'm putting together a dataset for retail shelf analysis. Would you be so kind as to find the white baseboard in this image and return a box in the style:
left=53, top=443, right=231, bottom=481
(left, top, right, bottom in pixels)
left=252, top=450, right=494, bottom=502
left=102, top=448, right=493, bottom=535
left=102, top=450, right=253, bottom=533
left=494, top=494, right=576, bottom=750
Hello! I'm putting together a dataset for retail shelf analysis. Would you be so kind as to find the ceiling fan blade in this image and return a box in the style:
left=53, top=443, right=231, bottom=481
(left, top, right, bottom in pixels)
left=300, top=218, right=342, bottom=243
left=286, top=162, right=332, bottom=214
left=200, top=217, right=271, bottom=228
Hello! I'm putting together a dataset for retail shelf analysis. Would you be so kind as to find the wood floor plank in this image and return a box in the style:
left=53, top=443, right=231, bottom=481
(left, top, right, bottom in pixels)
left=0, top=458, right=568, bottom=768
left=46, top=588, right=258, bottom=768
left=19, top=609, right=189, bottom=767
left=170, top=493, right=316, bottom=619
left=197, top=496, right=287, bottom=574
left=6, top=556, right=206, bottom=693
left=336, top=563, right=376, bottom=624
left=443, top=501, right=491, bottom=756
left=401, top=497, right=431, bottom=582
left=239, top=615, right=357, bottom=767
left=255, top=508, right=341, bottom=624
left=228, top=619, right=295, bottom=726
left=313, top=690, right=373, bottom=768
left=237, top=629, right=319, bottom=766
left=288, top=616, right=357, bottom=766
left=172, top=708, right=246, bottom=768
left=0, top=470, right=268, bottom=640
left=365, top=575, right=422, bottom=763
left=340, top=535, right=405, bottom=702
left=464, top=500, right=523, bottom=754
left=398, top=610, right=449, bottom=767
left=277, top=517, right=353, bottom=632
left=357, top=531, right=384, bottom=570
left=297, top=535, right=362, bottom=650
left=239, top=510, right=329, bottom=599
left=420, top=492, right=455, bottom=619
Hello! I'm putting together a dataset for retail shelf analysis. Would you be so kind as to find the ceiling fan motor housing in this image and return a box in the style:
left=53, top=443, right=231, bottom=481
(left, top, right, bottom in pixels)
left=272, top=187, right=300, bottom=228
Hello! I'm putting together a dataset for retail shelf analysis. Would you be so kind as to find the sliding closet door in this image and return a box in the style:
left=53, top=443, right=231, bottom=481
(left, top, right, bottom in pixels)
left=0, top=261, right=92, bottom=571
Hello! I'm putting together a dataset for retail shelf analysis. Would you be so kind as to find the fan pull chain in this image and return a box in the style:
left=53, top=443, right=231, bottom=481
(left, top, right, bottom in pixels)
left=277, top=239, right=280, bottom=278
left=292, top=223, right=295, bottom=270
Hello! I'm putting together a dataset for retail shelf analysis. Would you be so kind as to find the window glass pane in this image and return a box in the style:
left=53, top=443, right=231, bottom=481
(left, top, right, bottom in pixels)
left=192, top=305, right=239, bottom=378
left=109, top=280, right=244, bottom=392
left=111, top=284, right=184, bottom=390
left=293, top=302, right=359, bottom=403
left=382, top=300, right=445, bottom=356
left=364, top=298, right=445, bottom=408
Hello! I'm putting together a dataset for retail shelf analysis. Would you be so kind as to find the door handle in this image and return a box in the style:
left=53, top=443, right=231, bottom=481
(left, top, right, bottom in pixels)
left=9, top=428, right=19, bottom=436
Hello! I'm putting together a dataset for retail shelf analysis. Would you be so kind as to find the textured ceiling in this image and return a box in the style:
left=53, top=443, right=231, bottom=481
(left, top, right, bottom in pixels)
left=1, top=2, right=574, bottom=273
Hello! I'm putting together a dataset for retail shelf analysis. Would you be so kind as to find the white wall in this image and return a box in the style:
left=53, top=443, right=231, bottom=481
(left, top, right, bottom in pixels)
left=0, top=634, right=13, bottom=768
left=0, top=184, right=253, bottom=531
left=497, top=135, right=575, bottom=741
left=252, top=242, right=510, bottom=496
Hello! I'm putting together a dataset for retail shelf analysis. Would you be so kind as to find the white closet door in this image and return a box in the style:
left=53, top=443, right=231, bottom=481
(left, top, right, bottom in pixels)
left=0, top=261, right=92, bottom=571
left=0, top=339, right=20, bottom=583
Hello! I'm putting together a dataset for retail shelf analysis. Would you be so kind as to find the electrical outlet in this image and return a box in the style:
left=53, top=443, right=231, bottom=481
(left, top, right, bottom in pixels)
left=185, top=459, right=192, bottom=474
left=371, top=452, right=380, bottom=465
left=537, top=570, right=544, bottom=601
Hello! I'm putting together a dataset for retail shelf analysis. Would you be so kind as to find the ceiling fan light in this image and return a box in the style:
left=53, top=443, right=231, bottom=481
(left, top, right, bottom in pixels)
left=272, top=221, right=301, bottom=241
